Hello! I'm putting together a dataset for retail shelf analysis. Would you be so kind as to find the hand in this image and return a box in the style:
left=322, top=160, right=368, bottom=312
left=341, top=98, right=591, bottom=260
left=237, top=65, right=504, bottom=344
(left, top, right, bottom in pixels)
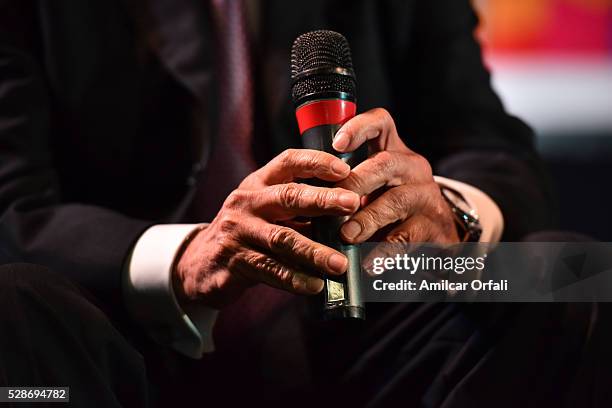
left=175, top=149, right=360, bottom=308
left=333, top=108, right=459, bottom=244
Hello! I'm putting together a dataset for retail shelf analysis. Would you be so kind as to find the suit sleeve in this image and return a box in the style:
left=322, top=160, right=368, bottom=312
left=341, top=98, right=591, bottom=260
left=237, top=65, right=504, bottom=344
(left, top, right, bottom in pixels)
left=391, top=0, right=555, bottom=240
left=0, top=1, right=151, bottom=317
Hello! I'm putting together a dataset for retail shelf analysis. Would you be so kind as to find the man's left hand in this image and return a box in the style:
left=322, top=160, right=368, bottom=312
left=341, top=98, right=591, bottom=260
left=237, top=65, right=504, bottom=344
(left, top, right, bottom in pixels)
left=333, top=108, right=460, bottom=244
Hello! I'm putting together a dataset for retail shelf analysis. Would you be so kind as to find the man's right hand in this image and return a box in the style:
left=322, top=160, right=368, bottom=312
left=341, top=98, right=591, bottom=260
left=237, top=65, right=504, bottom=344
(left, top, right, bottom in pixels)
left=174, top=149, right=360, bottom=308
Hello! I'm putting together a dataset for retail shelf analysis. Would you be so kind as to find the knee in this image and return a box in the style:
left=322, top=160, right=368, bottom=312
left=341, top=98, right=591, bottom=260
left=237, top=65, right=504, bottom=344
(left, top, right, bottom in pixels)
left=0, top=263, right=80, bottom=311
left=0, top=262, right=73, bottom=291
left=0, top=262, right=117, bottom=345
left=0, top=263, right=51, bottom=289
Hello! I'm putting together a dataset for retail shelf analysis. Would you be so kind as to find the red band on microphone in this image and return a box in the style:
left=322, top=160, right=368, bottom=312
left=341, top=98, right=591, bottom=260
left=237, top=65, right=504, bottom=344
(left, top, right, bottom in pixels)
left=295, top=99, right=356, bottom=134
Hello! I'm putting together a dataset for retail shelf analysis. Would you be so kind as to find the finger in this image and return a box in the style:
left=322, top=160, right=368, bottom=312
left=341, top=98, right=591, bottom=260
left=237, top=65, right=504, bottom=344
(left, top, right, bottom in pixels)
left=385, top=215, right=435, bottom=243
left=230, top=247, right=324, bottom=295
left=332, top=108, right=408, bottom=153
left=258, top=149, right=351, bottom=186
left=340, top=184, right=435, bottom=243
left=336, top=151, right=432, bottom=196
left=242, top=220, right=349, bottom=276
left=252, top=183, right=360, bottom=219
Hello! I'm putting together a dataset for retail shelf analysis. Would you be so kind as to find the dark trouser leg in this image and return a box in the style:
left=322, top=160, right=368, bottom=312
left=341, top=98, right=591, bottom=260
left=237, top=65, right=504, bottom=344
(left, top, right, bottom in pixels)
left=0, top=263, right=148, bottom=408
left=190, top=231, right=599, bottom=407
left=334, top=232, right=598, bottom=407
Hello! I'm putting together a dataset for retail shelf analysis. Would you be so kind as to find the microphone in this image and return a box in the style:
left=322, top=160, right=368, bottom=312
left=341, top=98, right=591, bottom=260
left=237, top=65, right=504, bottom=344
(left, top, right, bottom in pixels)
left=291, top=30, right=366, bottom=320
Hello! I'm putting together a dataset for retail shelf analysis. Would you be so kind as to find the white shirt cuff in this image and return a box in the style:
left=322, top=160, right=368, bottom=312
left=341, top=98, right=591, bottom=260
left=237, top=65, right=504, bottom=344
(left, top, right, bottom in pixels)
left=123, top=224, right=217, bottom=359
left=434, top=176, right=504, bottom=243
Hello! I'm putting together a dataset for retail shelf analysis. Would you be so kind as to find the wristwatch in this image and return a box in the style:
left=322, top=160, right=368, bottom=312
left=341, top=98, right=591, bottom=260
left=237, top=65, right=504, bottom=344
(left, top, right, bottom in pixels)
left=440, top=186, right=482, bottom=242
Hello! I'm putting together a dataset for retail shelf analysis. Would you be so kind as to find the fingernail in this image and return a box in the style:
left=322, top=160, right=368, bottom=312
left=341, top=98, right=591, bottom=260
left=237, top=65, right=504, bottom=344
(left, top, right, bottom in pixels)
left=307, top=277, right=324, bottom=293
left=293, top=275, right=324, bottom=294
left=341, top=220, right=362, bottom=241
left=333, top=131, right=349, bottom=151
left=331, top=160, right=350, bottom=176
left=338, top=192, right=358, bottom=209
left=328, top=253, right=348, bottom=274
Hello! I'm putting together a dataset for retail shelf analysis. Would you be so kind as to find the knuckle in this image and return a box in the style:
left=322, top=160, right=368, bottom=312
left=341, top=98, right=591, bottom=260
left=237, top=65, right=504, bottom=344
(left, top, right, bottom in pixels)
left=224, top=189, right=248, bottom=209
left=314, top=189, right=331, bottom=209
left=310, top=246, right=324, bottom=264
left=279, top=148, right=297, bottom=165
left=281, top=148, right=322, bottom=171
left=374, top=107, right=393, bottom=126
left=374, top=107, right=390, bottom=117
left=412, top=153, right=433, bottom=176
left=249, top=252, right=293, bottom=285
left=273, top=149, right=296, bottom=172
left=297, top=150, right=321, bottom=171
left=278, top=182, right=303, bottom=209
left=275, top=266, right=294, bottom=286
left=217, top=213, right=239, bottom=234
left=247, top=253, right=293, bottom=284
left=269, top=226, right=296, bottom=251
left=246, top=251, right=271, bottom=271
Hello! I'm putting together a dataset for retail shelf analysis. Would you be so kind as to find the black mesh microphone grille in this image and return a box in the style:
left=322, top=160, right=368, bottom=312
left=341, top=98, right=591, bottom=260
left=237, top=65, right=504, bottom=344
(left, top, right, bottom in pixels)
left=291, top=30, right=356, bottom=105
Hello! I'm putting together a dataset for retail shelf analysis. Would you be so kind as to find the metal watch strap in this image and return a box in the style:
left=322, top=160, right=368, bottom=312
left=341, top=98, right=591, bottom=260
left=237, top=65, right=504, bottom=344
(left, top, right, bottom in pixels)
left=440, top=186, right=482, bottom=242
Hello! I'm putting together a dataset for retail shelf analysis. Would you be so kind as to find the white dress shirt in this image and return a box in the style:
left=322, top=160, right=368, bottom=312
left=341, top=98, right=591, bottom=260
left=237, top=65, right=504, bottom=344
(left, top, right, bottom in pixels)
left=123, top=177, right=503, bottom=359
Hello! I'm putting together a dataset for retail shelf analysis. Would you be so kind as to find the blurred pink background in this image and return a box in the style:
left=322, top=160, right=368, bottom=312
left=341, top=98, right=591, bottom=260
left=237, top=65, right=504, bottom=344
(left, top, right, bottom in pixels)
left=472, top=0, right=612, bottom=239
left=472, top=0, right=612, bottom=135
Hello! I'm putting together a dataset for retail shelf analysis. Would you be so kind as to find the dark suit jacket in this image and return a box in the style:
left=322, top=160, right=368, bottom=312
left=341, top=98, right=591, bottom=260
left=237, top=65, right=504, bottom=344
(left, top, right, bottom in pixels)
left=0, top=0, right=553, bottom=317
